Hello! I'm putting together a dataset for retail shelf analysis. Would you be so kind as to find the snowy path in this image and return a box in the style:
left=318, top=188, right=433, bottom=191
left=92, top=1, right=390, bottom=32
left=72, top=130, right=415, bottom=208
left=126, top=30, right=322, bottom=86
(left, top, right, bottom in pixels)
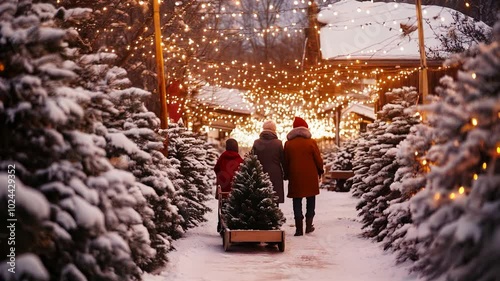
left=144, top=190, right=420, bottom=281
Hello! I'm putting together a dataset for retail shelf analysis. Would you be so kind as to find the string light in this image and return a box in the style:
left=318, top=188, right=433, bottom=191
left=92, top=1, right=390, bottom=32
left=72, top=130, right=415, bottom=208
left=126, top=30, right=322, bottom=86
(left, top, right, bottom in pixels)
left=471, top=118, right=478, bottom=126
left=68, top=0, right=440, bottom=138
left=434, top=193, right=441, bottom=201
left=458, top=186, right=465, bottom=194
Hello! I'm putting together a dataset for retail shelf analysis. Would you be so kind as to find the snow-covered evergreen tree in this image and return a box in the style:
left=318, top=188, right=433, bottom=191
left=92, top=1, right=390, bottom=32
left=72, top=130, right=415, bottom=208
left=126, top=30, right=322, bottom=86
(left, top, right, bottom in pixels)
left=167, top=122, right=214, bottom=230
left=330, top=140, right=356, bottom=192
left=345, top=136, right=368, bottom=195
left=74, top=53, right=185, bottom=271
left=355, top=87, right=420, bottom=239
left=0, top=2, right=148, bottom=279
left=223, top=154, right=285, bottom=230
left=428, top=12, right=492, bottom=59
left=321, top=140, right=356, bottom=192
left=321, top=145, right=338, bottom=168
left=381, top=123, right=433, bottom=262
left=0, top=175, right=50, bottom=281
left=331, top=143, right=354, bottom=171
left=403, top=21, right=500, bottom=281
left=319, top=145, right=338, bottom=190
left=204, top=141, right=220, bottom=178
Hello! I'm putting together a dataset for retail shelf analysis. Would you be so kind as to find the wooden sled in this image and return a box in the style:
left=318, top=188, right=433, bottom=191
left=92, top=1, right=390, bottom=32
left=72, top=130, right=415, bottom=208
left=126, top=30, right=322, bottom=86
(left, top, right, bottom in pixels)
left=217, top=186, right=285, bottom=252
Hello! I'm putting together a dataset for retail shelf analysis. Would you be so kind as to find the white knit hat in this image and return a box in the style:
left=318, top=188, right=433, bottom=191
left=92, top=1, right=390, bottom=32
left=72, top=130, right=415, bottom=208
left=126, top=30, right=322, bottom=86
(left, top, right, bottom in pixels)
left=262, top=120, right=277, bottom=132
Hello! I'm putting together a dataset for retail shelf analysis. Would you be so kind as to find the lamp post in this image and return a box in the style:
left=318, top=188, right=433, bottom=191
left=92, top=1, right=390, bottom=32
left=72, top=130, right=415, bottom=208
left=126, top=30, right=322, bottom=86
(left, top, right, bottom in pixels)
left=153, top=0, right=169, bottom=129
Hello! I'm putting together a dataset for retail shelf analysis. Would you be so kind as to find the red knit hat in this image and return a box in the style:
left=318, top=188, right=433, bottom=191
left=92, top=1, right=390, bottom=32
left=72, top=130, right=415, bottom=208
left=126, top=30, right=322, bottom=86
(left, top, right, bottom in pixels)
left=293, top=116, right=308, bottom=128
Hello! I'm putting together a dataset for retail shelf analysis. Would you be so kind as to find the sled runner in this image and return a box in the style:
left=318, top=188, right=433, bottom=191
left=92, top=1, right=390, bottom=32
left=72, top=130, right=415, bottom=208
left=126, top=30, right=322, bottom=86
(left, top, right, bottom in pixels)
left=217, top=186, right=285, bottom=252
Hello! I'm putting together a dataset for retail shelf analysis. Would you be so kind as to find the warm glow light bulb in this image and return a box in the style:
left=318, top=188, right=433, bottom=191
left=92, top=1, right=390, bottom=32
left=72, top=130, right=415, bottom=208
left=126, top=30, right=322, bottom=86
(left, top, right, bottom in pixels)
left=458, top=187, right=465, bottom=194
left=471, top=118, right=478, bottom=126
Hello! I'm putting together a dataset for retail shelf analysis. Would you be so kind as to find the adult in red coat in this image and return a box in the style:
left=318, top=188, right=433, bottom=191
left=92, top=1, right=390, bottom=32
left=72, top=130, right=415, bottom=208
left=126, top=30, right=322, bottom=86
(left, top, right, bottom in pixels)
left=284, top=117, right=324, bottom=236
left=214, top=138, right=243, bottom=232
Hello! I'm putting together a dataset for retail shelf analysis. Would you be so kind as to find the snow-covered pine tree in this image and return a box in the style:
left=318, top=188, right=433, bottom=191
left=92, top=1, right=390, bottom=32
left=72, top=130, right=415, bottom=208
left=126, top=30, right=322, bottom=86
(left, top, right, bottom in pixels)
left=223, top=154, right=285, bottom=230
left=330, top=139, right=356, bottom=192
left=427, top=12, right=492, bottom=59
left=319, top=145, right=338, bottom=190
left=167, top=122, right=214, bottom=230
left=404, top=21, right=500, bottom=281
left=321, top=145, right=338, bottom=168
left=355, top=87, right=420, bottom=240
left=205, top=143, right=220, bottom=166
left=75, top=53, right=185, bottom=271
left=344, top=136, right=365, bottom=194
left=381, top=123, right=433, bottom=262
left=343, top=137, right=362, bottom=191
left=331, top=142, right=354, bottom=171
left=204, top=141, right=219, bottom=187
left=0, top=2, right=148, bottom=280
left=350, top=126, right=385, bottom=198
left=0, top=175, right=50, bottom=280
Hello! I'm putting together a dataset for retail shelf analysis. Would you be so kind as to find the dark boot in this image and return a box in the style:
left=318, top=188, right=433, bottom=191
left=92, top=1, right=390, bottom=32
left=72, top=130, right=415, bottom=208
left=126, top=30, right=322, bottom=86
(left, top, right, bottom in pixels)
left=305, top=217, right=315, bottom=234
left=294, top=219, right=303, bottom=236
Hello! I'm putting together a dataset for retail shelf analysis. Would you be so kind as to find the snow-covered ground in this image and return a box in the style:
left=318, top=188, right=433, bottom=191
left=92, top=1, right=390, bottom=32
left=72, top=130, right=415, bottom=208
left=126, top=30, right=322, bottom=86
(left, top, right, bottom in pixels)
left=144, top=188, right=423, bottom=281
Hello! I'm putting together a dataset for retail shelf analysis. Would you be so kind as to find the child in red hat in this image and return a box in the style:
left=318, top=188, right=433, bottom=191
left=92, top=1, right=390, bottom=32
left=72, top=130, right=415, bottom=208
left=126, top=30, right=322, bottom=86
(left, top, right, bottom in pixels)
left=214, top=138, right=243, bottom=232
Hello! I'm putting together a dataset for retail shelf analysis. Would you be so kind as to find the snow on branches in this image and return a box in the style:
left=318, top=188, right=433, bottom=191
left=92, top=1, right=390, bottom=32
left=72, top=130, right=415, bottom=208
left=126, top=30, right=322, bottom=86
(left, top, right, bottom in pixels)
left=403, top=20, right=500, bottom=281
left=352, top=87, right=420, bottom=240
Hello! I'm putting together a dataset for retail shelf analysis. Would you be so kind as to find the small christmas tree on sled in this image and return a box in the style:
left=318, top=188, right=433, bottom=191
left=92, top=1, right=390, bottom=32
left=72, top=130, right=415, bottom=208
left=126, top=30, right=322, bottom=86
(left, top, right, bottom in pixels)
left=219, top=154, right=286, bottom=251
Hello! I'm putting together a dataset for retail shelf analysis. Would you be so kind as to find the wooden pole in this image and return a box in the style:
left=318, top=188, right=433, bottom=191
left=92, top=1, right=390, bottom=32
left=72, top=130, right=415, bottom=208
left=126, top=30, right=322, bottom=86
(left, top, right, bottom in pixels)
left=335, top=106, right=341, bottom=147
left=153, top=0, right=169, bottom=129
left=303, top=1, right=321, bottom=68
left=415, top=0, right=429, bottom=106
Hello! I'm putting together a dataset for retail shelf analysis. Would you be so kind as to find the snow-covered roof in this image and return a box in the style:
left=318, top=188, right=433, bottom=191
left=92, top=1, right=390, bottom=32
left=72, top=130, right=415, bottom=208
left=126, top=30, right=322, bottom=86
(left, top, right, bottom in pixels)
left=318, top=0, right=488, bottom=61
left=342, top=103, right=376, bottom=120
left=195, top=86, right=254, bottom=115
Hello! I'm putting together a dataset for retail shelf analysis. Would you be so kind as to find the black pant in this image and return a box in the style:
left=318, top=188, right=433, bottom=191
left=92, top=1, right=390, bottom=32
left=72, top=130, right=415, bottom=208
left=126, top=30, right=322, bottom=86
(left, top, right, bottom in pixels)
left=292, top=196, right=316, bottom=220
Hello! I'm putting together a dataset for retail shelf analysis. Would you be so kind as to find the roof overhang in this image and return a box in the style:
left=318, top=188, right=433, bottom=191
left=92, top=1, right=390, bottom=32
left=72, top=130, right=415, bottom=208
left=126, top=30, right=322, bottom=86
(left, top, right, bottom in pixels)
left=321, top=58, right=444, bottom=69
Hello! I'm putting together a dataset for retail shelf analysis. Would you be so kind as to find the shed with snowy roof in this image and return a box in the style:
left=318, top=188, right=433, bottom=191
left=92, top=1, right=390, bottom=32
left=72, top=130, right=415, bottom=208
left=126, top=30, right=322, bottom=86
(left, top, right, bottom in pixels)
left=192, top=85, right=254, bottom=139
left=317, top=0, right=490, bottom=106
